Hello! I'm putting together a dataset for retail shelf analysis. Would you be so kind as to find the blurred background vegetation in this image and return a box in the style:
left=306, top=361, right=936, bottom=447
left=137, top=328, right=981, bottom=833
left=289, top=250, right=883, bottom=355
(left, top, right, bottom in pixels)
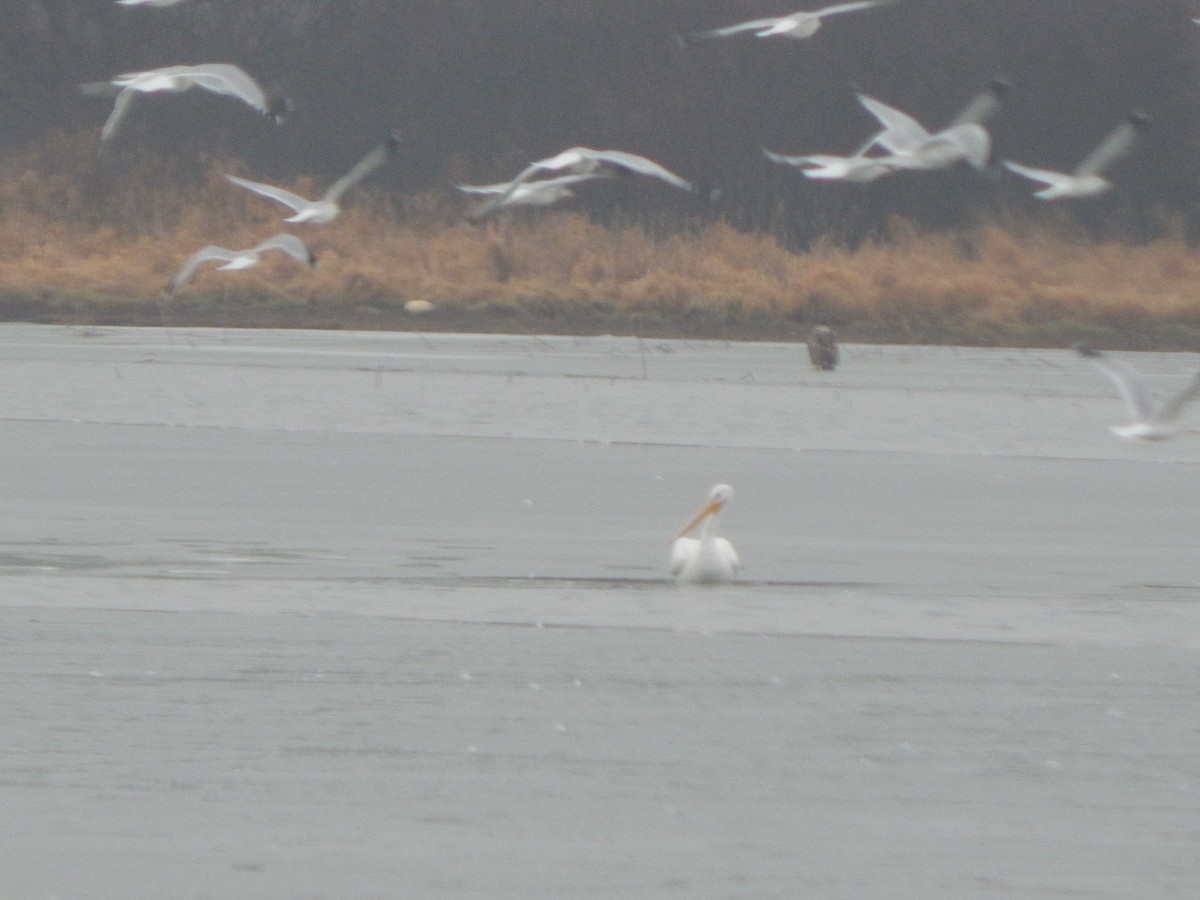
left=3, top=0, right=1200, bottom=343
left=6, top=0, right=1200, bottom=239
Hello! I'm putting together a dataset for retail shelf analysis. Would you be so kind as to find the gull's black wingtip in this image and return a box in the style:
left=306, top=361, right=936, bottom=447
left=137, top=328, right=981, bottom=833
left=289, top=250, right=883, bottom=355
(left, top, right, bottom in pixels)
left=987, top=77, right=1012, bottom=97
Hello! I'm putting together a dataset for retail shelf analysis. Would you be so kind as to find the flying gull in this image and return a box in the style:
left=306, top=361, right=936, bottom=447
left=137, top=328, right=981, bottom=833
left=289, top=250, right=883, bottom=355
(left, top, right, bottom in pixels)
left=167, top=233, right=316, bottom=292
left=81, top=63, right=288, bottom=144
left=1003, top=113, right=1148, bottom=200
left=765, top=80, right=1008, bottom=181
left=454, top=173, right=605, bottom=210
left=1073, top=343, right=1200, bottom=440
left=225, top=130, right=402, bottom=224
left=679, top=1, right=897, bottom=45
left=468, top=147, right=694, bottom=221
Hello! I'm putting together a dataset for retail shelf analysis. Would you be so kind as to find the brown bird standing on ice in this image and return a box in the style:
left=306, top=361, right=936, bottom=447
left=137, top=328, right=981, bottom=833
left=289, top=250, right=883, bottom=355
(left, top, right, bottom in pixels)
left=807, top=326, right=839, bottom=371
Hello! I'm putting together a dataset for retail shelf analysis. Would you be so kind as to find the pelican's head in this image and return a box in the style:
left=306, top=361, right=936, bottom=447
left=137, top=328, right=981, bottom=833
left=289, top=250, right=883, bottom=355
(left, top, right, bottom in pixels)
left=675, top=483, right=734, bottom=539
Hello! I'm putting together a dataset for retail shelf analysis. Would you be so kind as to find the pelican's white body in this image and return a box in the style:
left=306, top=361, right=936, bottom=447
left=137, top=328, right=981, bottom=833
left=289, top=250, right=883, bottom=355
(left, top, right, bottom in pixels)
left=669, top=484, right=740, bottom=585
left=670, top=534, right=740, bottom=585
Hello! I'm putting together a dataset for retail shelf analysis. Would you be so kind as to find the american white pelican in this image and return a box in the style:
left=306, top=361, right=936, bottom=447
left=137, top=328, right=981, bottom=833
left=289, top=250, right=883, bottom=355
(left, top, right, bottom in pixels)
left=1002, top=113, right=1148, bottom=200
left=679, top=0, right=896, bottom=45
left=81, top=64, right=287, bottom=143
left=167, top=233, right=316, bottom=292
left=468, top=147, right=694, bottom=221
left=1073, top=343, right=1200, bottom=440
left=670, top=484, right=740, bottom=585
left=225, top=130, right=402, bottom=224
left=807, top=326, right=839, bottom=370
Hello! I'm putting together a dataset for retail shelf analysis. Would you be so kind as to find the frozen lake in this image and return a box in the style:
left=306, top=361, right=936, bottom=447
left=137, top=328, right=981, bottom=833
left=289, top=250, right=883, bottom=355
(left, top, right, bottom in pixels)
left=1, top=324, right=1197, bottom=898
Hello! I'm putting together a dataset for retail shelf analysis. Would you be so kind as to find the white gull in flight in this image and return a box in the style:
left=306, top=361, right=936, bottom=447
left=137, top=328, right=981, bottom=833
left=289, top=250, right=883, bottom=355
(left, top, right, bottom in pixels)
left=167, top=233, right=316, bottom=292
left=765, top=80, right=1008, bottom=181
left=1003, top=113, right=1148, bottom=200
left=81, top=63, right=287, bottom=143
left=225, top=131, right=402, bottom=224
left=680, top=1, right=897, bottom=45
left=469, top=147, right=694, bottom=221
left=1073, top=343, right=1200, bottom=440
left=454, top=173, right=604, bottom=210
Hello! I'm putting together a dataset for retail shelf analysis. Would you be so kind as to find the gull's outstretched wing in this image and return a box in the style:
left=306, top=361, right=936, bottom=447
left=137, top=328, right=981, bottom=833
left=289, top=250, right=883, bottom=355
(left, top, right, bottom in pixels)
left=682, top=17, right=782, bottom=43
left=225, top=174, right=313, bottom=214
left=1074, top=344, right=1156, bottom=423
left=1153, top=371, right=1200, bottom=424
left=810, top=0, right=894, bottom=20
left=1001, top=160, right=1072, bottom=190
left=947, top=79, right=1010, bottom=129
left=454, top=182, right=510, bottom=195
left=322, top=131, right=402, bottom=204
left=558, top=149, right=693, bottom=191
left=764, top=149, right=821, bottom=167
left=250, top=233, right=316, bottom=266
left=855, top=92, right=931, bottom=154
left=99, top=88, right=137, bottom=142
left=168, top=245, right=237, bottom=291
left=1075, top=113, right=1147, bottom=178
left=181, top=64, right=270, bottom=114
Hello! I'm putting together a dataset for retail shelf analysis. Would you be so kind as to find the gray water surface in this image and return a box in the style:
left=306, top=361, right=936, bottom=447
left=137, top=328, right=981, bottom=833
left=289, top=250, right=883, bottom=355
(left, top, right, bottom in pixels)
left=1, top=324, right=1197, bottom=899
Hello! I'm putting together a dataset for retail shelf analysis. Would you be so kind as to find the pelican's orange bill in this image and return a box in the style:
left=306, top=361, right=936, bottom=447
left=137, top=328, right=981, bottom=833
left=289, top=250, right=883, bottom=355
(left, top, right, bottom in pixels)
left=675, top=499, right=721, bottom=541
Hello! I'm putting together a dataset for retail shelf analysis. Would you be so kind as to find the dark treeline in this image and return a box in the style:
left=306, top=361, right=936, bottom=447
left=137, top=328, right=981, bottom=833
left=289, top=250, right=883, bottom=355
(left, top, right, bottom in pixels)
left=4, top=0, right=1200, bottom=244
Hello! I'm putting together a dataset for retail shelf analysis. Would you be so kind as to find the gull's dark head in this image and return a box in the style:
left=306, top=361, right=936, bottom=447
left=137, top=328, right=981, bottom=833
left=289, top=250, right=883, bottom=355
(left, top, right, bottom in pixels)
left=266, top=95, right=293, bottom=124
left=987, top=78, right=1012, bottom=99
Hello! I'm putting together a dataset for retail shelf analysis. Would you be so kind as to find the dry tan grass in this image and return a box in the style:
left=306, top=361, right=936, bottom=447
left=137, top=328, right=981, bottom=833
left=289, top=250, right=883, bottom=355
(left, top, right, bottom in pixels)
left=3, top=132, right=1200, bottom=345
